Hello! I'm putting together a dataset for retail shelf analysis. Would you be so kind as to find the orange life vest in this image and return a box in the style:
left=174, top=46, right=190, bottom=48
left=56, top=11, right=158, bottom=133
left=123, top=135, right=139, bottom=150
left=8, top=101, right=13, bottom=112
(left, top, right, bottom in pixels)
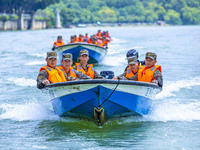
left=54, top=41, right=65, bottom=47
left=138, top=65, right=162, bottom=83
left=74, top=37, right=79, bottom=43
left=78, top=38, right=83, bottom=42
left=125, top=66, right=142, bottom=78
left=75, top=63, right=94, bottom=79
left=125, top=67, right=135, bottom=78
left=99, top=41, right=108, bottom=47
left=58, top=65, right=77, bottom=78
left=40, top=66, right=66, bottom=83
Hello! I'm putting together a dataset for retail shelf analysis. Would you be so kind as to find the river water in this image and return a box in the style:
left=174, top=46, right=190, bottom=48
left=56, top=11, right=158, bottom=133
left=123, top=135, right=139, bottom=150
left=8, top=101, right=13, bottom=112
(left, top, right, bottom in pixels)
left=0, top=26, right=200, bottom=149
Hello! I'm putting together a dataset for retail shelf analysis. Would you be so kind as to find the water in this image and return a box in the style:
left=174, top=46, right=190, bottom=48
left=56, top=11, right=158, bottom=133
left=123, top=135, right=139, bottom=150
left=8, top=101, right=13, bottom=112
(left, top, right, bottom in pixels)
left=0, top=26, right=200, bottom=149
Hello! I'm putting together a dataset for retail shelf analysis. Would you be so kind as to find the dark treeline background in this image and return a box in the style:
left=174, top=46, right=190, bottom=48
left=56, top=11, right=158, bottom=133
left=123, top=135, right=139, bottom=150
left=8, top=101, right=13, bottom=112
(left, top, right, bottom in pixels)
left=0, top=0, right=200, bottom=27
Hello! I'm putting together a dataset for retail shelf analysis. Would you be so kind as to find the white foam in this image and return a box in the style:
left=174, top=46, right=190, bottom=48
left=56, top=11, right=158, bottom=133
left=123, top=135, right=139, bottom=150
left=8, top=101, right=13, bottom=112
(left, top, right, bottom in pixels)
left=7, top=77, right=36, bottom=87
left=119, top=99, right=200, bottom=123
left=111, top=37, right=127, bottom=44
left=101, top=55, right=125, bottom=66
left=147, top=99, right=200, bottom=122
left=0, top=101, right=59, bottom=121
left=30, top=53, right=46, bottom=58
left=156, top=77, right=200, bottom=99
left=108, top=44, right=121, bottom=50
left=25, top=60, right=45, bottom=66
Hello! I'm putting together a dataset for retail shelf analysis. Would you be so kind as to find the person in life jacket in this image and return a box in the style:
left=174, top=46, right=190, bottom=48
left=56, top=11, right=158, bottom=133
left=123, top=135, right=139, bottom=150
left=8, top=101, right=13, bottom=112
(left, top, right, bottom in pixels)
left=83, top=33, right=89, bottom=42
left=97, top=29, right=102, bottom=37
left=124, top=49, right=145, bottom=72
left=90, top=36, right=98, bottom=45
left=99, top=37, right=108, bottom=48
left=74, top=35, right=79, bottom=43
left=113, top=56, right=139, bottom=80
left=59, top=53, right=91, bottom=81
left=78, top=34, right=83, bottom=42
left=68, top=36, right=75, bottom=44
left=74, top=49, right=103, bottom=79
left=36, top=52, right=66, bottom=89
left=52, top=36, right=65, bottom=50
left=137, top=52, right=163, bottom=87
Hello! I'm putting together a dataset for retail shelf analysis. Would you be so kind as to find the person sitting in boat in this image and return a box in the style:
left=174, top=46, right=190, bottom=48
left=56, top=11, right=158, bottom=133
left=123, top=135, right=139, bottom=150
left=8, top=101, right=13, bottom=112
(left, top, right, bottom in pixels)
left=74, top=35, right=79, bottom=43
left=127, top=49, right=145, bottom=66
left=113, top=56, right=139, bottom=80
left=68, top=36, right=75, bottom=44
left=137, top=52, right=163, bottom=87
left=99, top=37, right=108, bottom=48
left=78, top=34, right=83, bottom=42
left=74, top=49, right=104, bottom=79
left=52, top=36, right=65, bottom=50
left=83, top=33, right=89, bottom=42
left=59, top=53, right=91, bottom=81
left=36, top=52, right=66, bottom=89
left=124, top=49, right=145, bottom=72
left=88, top=36, right=98, bottom=45
left=96, top=29, right=102, bottom=37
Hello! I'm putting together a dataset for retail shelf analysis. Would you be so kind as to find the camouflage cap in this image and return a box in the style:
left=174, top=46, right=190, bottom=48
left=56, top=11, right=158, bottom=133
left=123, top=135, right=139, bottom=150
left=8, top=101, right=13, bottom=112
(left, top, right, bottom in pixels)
left=128, top=56, right=138, bottom=65
left=62, top=53, right=73, bottom=61
left=47, top=51, right=57, bottom=59
left=80, top=49, right=89, bottom=56
left=57, top=35, right=62, bottom=39
left=145, top=52, right=157, bottom=60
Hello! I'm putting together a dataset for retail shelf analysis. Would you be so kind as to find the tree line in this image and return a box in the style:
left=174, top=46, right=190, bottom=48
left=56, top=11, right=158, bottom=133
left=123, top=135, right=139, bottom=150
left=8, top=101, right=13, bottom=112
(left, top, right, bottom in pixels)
left=1, top=0, right=200, bottom=27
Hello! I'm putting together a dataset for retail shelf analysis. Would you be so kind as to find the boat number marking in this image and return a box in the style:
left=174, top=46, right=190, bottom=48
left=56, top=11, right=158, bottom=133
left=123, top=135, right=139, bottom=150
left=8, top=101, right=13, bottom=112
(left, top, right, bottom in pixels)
left=145, top=87, right=153, bottom=97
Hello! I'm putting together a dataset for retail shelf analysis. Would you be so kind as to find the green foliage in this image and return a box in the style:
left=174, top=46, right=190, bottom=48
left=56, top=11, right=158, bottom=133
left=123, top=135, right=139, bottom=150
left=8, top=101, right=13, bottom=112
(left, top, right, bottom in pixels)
left=1, top=0, right=200, bottom=26
left=181, top=6, right=200, bottom=24
left=0, top=15, right=10, bottom=21
left=164, top=9, right=182, bottom=25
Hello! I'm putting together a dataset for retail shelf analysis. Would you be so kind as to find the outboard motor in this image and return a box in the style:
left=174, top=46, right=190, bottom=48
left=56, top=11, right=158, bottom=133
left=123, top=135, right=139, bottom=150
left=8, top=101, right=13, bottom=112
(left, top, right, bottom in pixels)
left=100, top=71, right=114, bottom=79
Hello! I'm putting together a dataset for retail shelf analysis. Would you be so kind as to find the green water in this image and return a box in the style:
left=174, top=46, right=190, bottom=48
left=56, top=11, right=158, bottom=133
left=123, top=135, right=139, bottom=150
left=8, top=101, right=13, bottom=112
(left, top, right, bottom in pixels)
left=0, top=26, right=200, bottom=149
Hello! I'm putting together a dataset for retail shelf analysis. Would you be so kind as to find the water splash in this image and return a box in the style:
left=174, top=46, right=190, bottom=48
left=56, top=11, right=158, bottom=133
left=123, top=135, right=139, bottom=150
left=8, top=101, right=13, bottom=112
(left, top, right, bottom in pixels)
left=147, top=99, right=200, bottom=122
left=101, top=55, right=126, bottom=66
left=111, top=37, right=128, bottom=44
left=119, top=99, right=200, bottom=124
left=25, top=60, right=45, bottom=66
left=29, top=53, right=46, bottom=58
left=156, top=77, right=200, bottom=99
left=7, top=77, right=36, bottom=87
left=0, top=101, right=58, bottom=121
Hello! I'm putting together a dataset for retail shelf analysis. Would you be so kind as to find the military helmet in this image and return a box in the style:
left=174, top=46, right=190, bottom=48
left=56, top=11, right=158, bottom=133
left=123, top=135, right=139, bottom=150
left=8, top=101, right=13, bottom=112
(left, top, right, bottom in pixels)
left=126, top=49, right=139, bottom=58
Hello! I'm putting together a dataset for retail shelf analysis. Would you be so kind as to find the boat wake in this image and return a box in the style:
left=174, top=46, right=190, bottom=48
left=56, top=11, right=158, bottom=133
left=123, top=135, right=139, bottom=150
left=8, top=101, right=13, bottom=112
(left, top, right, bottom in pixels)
left=1, top=99, right=199, bottom=124
left=111, top=37, right=128, bottom=44
left=118, top=99, right=200, bottom=124
left=2, top=77, right=200, bottom=125
left=0, top=101, right=58, bottom=121
left=147, top=99, right=200, bottom=121
left=156, top=76, right=200, bottom=99
left=7, top=77, right=36, bottom=87
left=25, top=60, right=45, bottom=66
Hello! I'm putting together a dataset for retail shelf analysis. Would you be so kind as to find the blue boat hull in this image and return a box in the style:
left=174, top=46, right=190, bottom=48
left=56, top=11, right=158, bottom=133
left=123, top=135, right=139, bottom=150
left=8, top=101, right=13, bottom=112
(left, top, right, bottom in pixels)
left=54, top=43, right=107, bottom=65
left=45, top=80, right=161, bottom=126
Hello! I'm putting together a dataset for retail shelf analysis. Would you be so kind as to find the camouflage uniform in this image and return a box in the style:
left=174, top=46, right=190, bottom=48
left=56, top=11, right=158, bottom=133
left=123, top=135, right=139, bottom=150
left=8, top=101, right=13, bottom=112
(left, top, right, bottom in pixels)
left=73, top=63, right=104, bottom=79
left=128, top=69, right=163, bottom=86
left=119, top=53, right=163, bottom=87
left=37, top=68, right=50, bottom=89
left=117, top=68, right=138, bottom=81
left=64, top=69, right=91, bottom=81
left=117, top=56, right=138, bottom=80
left=37, top=51, right=59, bottom=89
left=61, top=53, right=92, bottom=81
left=118, top=67, right=163, bottom=87
left=74, top=49, right=104, bottom=79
